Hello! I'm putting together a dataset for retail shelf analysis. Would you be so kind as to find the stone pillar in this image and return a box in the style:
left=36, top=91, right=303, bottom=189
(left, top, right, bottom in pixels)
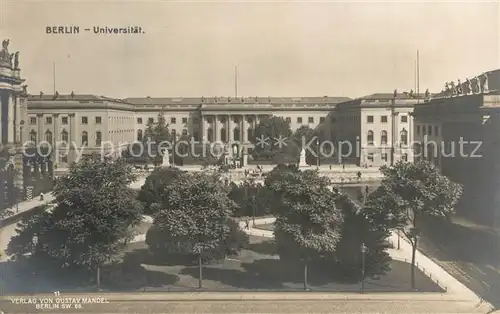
left=8, top=93, right=14, bottom=144
left=228, top=115, right=234, bottom=142
left=68, top=113, right=76, bottom=164
left=14, top=94, right=21, bottom=144
left=214, top=115, right=219, bottom=142
left=53, top=114, right=59, bottom=167
left=241, top=115, right=248, bottom=143
left=37, top=113, right=44, bottom=144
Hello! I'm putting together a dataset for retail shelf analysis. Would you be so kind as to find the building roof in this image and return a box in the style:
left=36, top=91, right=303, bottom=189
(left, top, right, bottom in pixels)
left=124, top=96, right=351, bottom=106
left=28, top=94, right=128, bottom=104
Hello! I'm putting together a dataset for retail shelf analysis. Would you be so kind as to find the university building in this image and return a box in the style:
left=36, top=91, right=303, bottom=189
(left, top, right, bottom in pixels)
left=26, top=95, right=349, bottom=168
left=317, top=93, right=423, bottom=167
left=412, top=69, right=500, bottom=226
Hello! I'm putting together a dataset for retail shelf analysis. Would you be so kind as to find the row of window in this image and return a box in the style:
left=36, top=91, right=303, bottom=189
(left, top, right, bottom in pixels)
left=366, top=130, right=408, bottom=145
left=415, top=125, right=440, bottom=137
left=137, top=117, right=189, bottom=125
left=29, top=130, right=102, bottom=146
left=29, top=115, right=327, bottom=127
left=367, top=115, right=408, bottom=123
left=29, top=116, right=103, bottom=125
left=286, top=117, right=325, bottom=124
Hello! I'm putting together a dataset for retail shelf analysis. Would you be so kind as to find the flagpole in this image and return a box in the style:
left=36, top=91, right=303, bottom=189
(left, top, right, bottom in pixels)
left=417, top=50, right=420, bottom=104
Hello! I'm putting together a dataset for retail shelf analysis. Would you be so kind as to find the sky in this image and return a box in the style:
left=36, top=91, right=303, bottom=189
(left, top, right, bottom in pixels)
left=0, top=0, right=499, bottom=99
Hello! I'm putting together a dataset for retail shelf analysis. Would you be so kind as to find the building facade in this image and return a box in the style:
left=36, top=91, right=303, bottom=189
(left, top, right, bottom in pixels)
left=26, top=96, right=350, bottom=167
left=412, top=69, right=500, bottom=226
left=319, top=93, right=422, bottom=167
left=0, top=39, right=29, bottom=204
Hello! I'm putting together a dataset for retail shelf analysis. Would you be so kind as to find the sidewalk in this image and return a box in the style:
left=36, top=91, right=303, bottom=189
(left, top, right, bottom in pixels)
left=0, top=193, right=55, bottom=224
left=242, top=217, right=485, bottom=304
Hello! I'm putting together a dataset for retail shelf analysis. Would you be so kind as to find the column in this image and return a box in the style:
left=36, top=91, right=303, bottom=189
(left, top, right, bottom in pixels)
left=8, top=93, right=14, bottom=143
left=241, top=115, right=248, bottom=143
left=14, top=94, right=21, bottom=144
left=228, top=115, right=234, bottom=142
left=37, top=113, right=44, bottom=143
left=53, top=114, right=60, bottom=166
left=69, top=113, right=76, bottom=163
left=214, top=115, right=219, bottom=142
left=202, top=115, right=208, bottom=142
left=53, top=114, right=60, bottom=143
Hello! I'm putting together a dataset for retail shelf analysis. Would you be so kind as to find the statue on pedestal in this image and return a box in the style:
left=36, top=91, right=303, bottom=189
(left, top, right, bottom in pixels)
left=480, top=73, right=489, bottom=93
left=0, top=39, right=13, bottom=68
left=13, top=52, right=19, bottom=69
left=161, top=149, right=170, bottom=167
left=456, top=79, right=463, bottom=95
left=424, top=89, right=430, bottom=99
left=464, top=78, right=472, bottom=94
left=298, top=148, right=307, bottom=167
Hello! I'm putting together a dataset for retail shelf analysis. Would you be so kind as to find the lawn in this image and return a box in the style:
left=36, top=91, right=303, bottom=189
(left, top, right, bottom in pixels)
left=105, top=235, right=442, bottom=293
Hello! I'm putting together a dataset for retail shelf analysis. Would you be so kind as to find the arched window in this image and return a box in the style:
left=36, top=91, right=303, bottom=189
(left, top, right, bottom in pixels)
left=29, top=130, right=37, bottom=144
left=61, top=130, right=68, bottom=143
left=137, top=129, right=143, bottom=141
left=96, top=131, right=102, bottom=146
left=233, top=128, right=240, bottom=142
left=400, top=129, right=408, bottom=146
left=81, top=131, right=88, bottom=146
left=45, top=130, right=52, bottom=144
left=367, top=130, right=374, bottom=145
left=381, top=130, right=388, bottom=145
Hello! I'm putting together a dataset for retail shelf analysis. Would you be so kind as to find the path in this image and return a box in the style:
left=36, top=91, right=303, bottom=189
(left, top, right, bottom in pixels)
left=240, top=217, right=490, bottom=308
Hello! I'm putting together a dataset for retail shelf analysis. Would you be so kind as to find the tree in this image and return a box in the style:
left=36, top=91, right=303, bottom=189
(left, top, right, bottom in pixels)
left=368, top=160, right=463, bottom=290
left=252, top=116, right=294, bottom=162
left=326, top=194, right=391, bottom=280
left=147, top=171, right=246, bottom=289
left=143, top=111, right=173, bottom=166
left=292, top=126, right=319, bottom=165
left=137, top=167, right=186, bottom=216
left=265, top=165, right=343, bottom=290
left=228, top=177, right=270, bottom=218
left=7, top=155, right=143, bottom=288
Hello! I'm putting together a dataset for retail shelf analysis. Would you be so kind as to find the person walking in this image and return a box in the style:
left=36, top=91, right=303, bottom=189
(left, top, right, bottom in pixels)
left=39, top=192, right=44, bottom=202
left=245, top=219, right=250, bottom=230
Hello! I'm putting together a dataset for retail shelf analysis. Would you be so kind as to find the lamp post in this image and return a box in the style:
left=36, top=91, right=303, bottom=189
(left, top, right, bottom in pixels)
left=316, top=138, right=320, bottom=168
left=252, top=195, right=256, bottom=226
left=409, top=227, right=420, bottom=290
left=32, top=234, right=38, bottom=294
left=360, top=242, right=367, bottom=293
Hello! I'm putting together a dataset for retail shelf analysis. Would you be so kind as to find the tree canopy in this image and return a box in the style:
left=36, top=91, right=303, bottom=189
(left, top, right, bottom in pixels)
left=252, top=116, right=295, bottom=163
left=137, top=167, right=186, bottom=215
left=145, top=171, right=248, bottom=287
left=7, top=155, right=143, bottom=272
left=265, top=166, right=343, bottom=260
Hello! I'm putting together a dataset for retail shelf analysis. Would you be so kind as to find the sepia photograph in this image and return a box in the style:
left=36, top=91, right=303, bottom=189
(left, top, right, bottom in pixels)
left=0, top=0, right=499, bottom=313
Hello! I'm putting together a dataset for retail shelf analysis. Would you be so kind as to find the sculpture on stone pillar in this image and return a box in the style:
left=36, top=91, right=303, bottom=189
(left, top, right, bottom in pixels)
left=22, top=85, right=28, bottom=95
left=480, top=73, right=489, bottom=93
left=425, top=89, right=430, bottom=99
left=474, top=77, right=481, bottom=94
left=13, top=52, right=19, bottom=69
left=449, top=81, right=456, bottom=96
left=393, top=89, right=397, bottom=99
left=464, top=78, right=472, bottom=95
left=0, top=39, right=12, bottom=68
left=456, top=79, right=463, bottom=95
